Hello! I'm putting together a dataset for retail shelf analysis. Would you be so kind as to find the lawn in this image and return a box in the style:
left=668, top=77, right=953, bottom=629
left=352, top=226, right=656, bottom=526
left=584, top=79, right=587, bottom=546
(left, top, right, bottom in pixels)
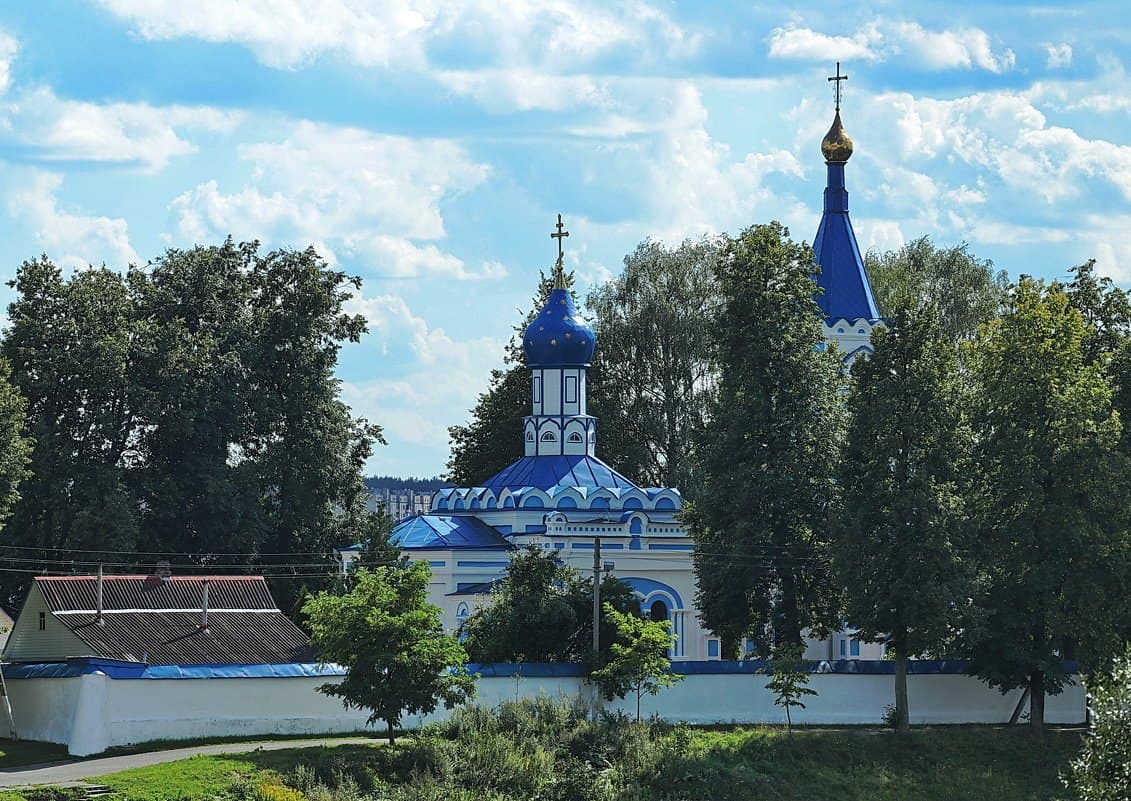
left=0, top=740, right=69, bottom=770
left=0, top=717, right=1085, bottom=801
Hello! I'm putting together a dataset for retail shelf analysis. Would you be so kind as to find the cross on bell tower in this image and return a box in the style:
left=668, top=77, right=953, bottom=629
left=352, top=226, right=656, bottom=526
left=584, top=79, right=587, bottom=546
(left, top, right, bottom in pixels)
left=828, top=61, right=848, bottom=112
left=550, top=213, right=570, bottom=289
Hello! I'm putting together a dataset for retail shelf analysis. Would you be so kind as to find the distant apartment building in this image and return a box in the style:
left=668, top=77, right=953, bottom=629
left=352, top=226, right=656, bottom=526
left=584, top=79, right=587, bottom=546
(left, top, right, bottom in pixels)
left=367, top=487, right=434, bottom=521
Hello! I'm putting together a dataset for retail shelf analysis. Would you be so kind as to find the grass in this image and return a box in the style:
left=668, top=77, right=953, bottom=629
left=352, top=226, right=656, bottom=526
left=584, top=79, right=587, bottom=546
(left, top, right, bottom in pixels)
left=0, top=741, right=69, bottom=770
left=0, top=719, right=1085, bottom=801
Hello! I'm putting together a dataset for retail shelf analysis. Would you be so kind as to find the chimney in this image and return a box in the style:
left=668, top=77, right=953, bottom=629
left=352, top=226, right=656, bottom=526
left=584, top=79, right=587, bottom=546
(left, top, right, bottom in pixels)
left=96, top=563, right=105, bottom=626
left=199, top=579, right=210, bottom=632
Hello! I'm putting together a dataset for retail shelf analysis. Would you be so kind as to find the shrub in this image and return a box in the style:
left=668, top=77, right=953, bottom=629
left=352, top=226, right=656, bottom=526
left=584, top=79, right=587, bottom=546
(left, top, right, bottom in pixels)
left=1065, top=645, right=1131, bottom=800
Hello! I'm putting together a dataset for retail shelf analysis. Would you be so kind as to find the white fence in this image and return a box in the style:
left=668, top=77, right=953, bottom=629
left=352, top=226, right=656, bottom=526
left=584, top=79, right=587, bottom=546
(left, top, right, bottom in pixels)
left=2, top=661, right=1087, bottom=756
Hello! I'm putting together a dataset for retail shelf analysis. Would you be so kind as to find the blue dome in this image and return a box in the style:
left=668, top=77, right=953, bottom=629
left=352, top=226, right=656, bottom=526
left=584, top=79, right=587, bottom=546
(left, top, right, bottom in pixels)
left=523, top=288, right=596, bottom=366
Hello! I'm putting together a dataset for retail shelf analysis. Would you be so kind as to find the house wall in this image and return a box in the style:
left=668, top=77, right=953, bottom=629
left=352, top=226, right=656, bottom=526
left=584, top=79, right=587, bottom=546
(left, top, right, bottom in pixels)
left=3, top=585, right=94, bottom=663
left=3, top=662, right=1086, bottom=756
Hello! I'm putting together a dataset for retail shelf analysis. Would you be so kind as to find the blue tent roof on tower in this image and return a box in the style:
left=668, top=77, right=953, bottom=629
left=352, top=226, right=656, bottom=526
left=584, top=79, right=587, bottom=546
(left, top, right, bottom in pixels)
left=481, top=454, right=640, bottom=495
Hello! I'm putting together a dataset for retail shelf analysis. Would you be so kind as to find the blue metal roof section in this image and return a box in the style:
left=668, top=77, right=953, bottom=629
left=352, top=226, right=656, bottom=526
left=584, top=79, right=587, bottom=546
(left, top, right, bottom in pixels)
left=812, top=109, right=880, bottom=323
left=522, top=287, right=597, bottom=366
left=390, top=515, right=513, bottom=550
left=481, top=454, right=641, bottom=494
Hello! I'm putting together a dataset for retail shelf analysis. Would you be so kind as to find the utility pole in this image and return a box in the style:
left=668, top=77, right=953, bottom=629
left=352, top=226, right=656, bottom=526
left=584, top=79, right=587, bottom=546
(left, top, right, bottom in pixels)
left=592, top=536, right=601, bottom=655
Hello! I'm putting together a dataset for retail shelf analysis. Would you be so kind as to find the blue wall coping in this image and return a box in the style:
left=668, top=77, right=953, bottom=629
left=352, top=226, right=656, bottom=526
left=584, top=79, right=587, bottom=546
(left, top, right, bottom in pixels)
left=3, top=658, right=1079, bottom=680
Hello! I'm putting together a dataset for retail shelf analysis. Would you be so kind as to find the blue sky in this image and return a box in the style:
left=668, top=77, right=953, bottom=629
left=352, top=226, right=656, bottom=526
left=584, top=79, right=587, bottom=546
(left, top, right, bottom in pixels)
left=0, top=2, right=1128, bottom=478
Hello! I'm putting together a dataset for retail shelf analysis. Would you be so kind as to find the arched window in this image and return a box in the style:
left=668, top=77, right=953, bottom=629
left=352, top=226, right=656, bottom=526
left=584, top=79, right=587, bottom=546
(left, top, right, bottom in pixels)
left=649, top=599, right=668, bottom=623
left=567, top=432, right=584, bottom=443
left=541, top=431, right=557, bottom=442
left=526, top=432, right=535, bottom=442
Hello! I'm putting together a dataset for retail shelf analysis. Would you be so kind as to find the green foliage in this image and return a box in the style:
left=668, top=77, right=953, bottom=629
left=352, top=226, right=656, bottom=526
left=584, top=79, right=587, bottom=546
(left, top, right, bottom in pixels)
left=587, top=237, right=720, bottom=490
left=0, top=357, right=30, bottom=533
left=592, top=603, right=682, bottom=720
left=865, top=237, right=1007, bottom=343
left=832, top=301, right=970, bottom=731
left=689, top=222, right=844, bottom=654
left=964, top=277, right=1131, bottom=731
left=82, top=706, right=1084, bottom=801
left=460, top=546, right=640, bottom=665
left=302, top=563, right=475, bottom=741
left=759, top=642, right=817, bottom=733
left=1065, top=644, right=1131, bottom=800
left=1, top=243, right=380, bottom=609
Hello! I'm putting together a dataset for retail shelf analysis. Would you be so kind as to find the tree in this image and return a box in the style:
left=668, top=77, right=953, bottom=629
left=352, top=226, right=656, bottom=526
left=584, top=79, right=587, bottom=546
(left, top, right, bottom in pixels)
left=1, top=243, right=381, bottom=610
left=1065, top=259, right=1131, bottom=366
left=866, top=237, right=1007, bottom=343
left=964, top=277, right=1131, bottom=734
left=1064, top=645, right=1131, bottom=801
left=587, top=237, right=720, bottom=491
left=460, top=546, right=640, bottom=665
left=831, top=301, right=969, bottom=733
left=760, top=642, right=817, bottom=733
left=0, top=358, right=31, bottom=532
left=303, top=563, right=475, bottom=743
left=689, top=222, right=844, bottom=655
left=591, top=603, right=682, bottom=721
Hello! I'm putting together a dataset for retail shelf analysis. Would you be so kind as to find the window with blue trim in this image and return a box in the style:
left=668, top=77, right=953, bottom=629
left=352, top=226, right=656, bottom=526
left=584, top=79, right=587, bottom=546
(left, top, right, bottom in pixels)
left=839, top=639, right=846, bottom=657
left=707, top=639, right=719, bottom=657
left=565, top=376, right=577, bottom=403
left=850, top=639, right=860, bottom=657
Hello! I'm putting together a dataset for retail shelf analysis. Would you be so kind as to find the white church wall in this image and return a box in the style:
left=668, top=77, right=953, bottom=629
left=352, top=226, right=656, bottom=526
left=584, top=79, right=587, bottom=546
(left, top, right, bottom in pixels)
left=5, top=663, right=1086, bottom=755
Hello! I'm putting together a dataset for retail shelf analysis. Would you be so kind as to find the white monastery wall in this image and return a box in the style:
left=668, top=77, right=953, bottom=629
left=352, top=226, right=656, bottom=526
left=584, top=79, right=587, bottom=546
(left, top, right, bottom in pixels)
left=5, top=665, right=1086, bottom=756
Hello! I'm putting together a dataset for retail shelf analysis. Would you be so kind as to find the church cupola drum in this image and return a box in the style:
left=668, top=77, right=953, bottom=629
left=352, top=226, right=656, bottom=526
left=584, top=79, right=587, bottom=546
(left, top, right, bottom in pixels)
left=521, top=215, right=598, bottom=457
left=812, top=63, right=882, bottom=360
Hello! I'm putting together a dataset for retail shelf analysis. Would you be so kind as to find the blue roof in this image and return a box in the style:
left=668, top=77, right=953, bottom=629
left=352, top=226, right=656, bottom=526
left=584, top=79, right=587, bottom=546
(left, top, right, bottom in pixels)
left=812, top=161, right=880, bottom=322
left=481, top=455, right=640, bottom=494
left=390, top=515, right=512, bottom=550
left=522, top=288, right=596, bottom=366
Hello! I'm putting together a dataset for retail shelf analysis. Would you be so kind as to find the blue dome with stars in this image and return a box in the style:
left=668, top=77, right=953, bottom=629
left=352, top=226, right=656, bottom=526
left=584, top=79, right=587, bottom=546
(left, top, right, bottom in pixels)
left=523, top=288, right=596, bottom=366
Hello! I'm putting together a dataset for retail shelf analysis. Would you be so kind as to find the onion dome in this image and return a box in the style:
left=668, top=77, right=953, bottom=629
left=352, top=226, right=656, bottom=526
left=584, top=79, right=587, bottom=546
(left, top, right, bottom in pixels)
left=523, top=284, right=596, bottom=366
left=821, top=110, right=854, bottom=163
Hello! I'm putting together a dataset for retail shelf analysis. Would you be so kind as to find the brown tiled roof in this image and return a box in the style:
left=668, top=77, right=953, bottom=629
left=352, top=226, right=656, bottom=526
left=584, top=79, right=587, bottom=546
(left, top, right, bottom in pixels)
left=34, top=576, right=314, bottom=666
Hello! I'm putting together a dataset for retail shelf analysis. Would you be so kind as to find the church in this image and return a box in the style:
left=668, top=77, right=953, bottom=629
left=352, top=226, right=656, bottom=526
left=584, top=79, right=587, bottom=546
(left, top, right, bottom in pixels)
left=343, top=74, right=884, bottom=662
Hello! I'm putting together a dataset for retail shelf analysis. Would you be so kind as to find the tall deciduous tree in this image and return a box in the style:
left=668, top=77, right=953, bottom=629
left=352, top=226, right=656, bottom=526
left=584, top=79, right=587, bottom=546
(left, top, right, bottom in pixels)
left=0, top=358, right=31, bottom=530
left=587, top=238, right=719, bottom=491
left=591, top=603, right=681, bottom=721
left=1, top=243, right=381, bottom=610
left=964, top=277, right=1131, bottom=734
left=689, top=222, right=844, bottom=655
left=832, top=301, right=969, bottom=733
left=460, top=546, right=640, bottom=665
left=866, top=237, right=1007, bottom=344
left=303, top=563, right=475, bottom=743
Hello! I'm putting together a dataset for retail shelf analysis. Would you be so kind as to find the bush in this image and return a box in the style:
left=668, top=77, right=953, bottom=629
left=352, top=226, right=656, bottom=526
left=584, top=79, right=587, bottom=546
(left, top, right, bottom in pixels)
left=1065, top=645, right=1131, bottom=800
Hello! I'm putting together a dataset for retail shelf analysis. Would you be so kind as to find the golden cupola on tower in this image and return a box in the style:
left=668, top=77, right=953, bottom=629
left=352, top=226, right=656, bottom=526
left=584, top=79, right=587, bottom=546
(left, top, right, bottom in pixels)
left=821, top=110, right=853, bottom=163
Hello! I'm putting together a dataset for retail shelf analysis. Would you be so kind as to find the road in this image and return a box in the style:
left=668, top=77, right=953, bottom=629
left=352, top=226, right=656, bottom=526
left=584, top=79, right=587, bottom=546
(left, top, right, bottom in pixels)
left=0, top=736, right=379, bottom=788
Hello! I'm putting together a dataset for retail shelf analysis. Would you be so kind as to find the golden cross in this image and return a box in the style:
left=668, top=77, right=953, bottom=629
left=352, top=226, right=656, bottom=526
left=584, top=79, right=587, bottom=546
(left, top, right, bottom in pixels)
left=828, top=61, right=848, bottom=112
left=551, top=213, right=570, bottom=263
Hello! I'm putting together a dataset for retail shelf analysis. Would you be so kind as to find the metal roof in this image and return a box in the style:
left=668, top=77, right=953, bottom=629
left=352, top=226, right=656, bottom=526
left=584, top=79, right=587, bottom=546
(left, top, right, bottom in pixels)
left=812, top=161, right=881, bottom=323
left=30, top=576, right=312, bottom=666
left=390, top=515, right=512, bottom=550
left=481, top=455, right=640, bottom=494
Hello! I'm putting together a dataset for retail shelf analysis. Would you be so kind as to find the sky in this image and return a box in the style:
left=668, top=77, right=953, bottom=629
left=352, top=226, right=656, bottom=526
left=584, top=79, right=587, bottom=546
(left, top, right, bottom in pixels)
left=0, top=2, right=1128, bottom=478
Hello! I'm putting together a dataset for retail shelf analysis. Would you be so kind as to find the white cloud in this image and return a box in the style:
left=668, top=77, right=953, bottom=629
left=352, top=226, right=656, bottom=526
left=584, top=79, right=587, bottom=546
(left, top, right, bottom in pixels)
left=96, top=0, right=698, bottom=71
left=169, top=121, right=497, bottom=279
left=768, top=23, right=882, bottom=62
left=768, top=19, right=1014, bottom=73
left=340, top=291, right=506, bottom=469
left=0, top=30, right=18, bottom=96
left=1, top=87, right=239, bottom=172
left=1046, top=43, right=1073, bottom=69
left=7, top=171, right=139, bottom=268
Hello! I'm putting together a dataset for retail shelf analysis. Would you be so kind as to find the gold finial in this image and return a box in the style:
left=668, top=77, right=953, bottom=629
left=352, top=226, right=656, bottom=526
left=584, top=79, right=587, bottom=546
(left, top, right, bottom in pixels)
left=821, top=63, right=853, bottom=163
left=550, top=213, right=570, bottom=289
